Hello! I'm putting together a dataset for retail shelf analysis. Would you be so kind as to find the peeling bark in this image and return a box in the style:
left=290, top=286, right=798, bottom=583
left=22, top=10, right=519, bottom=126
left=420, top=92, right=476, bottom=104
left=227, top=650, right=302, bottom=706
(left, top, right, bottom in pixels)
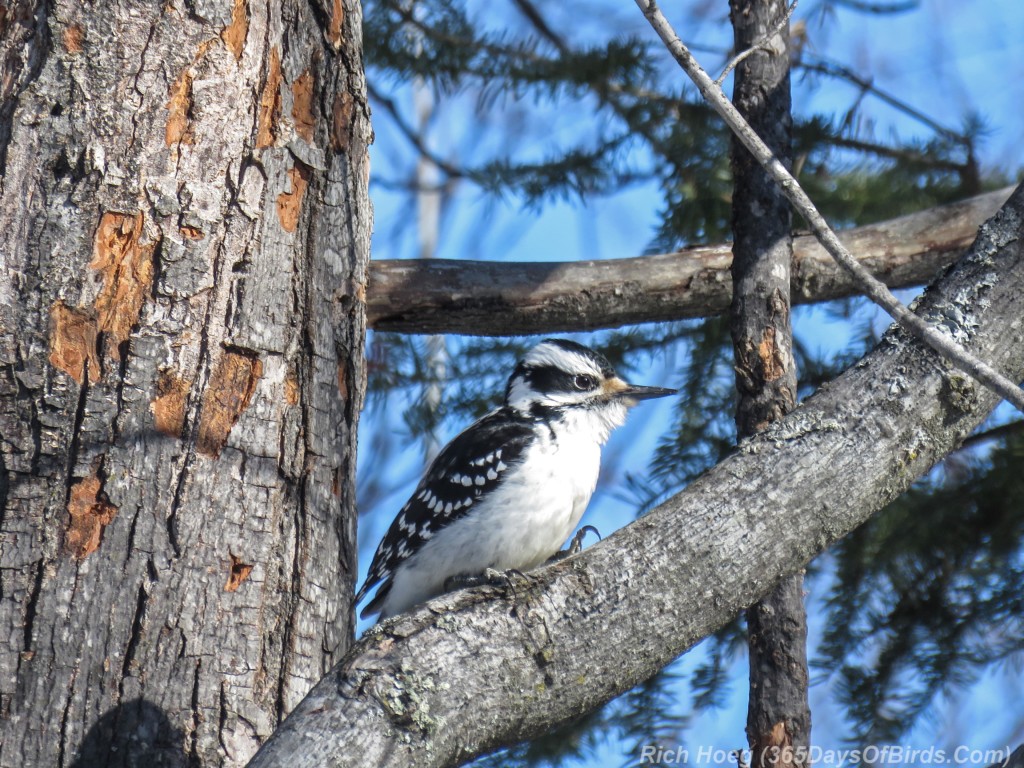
left=0, top=1, right=371, bottom=766
left=249, top=186, right=1024, bottom=768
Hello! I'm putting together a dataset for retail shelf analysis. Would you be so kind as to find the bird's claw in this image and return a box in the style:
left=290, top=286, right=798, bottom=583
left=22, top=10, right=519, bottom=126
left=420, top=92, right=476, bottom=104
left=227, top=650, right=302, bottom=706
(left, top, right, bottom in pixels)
left=548, top=524, right=602, bottom=563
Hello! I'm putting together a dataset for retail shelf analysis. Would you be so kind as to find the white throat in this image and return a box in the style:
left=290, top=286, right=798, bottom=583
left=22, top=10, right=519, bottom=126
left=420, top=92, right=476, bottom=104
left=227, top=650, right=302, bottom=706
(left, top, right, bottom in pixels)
left=546, top=400, right=629, bottom=447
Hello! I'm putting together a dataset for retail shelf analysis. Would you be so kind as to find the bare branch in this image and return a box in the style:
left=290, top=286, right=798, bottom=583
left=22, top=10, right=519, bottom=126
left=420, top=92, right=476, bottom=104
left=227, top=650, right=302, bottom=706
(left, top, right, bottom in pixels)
left=796, top=55, right=970, bottom=146
left=511, top=0, right=569, bottom=53
left=509, top=0, right=684, bottom=161
left=633, top=0, right=1024, bottom=412
left=830, top=0, right=919, bottom=14
left=715, top=0, right=799, bottom=86
left=960, top=419, right=1024, bottom=451
left=367, top=81, right=468, bottom=182
left=826, top=133, right=970, bottom=173
left=367, top=187, right=1012, bottom=334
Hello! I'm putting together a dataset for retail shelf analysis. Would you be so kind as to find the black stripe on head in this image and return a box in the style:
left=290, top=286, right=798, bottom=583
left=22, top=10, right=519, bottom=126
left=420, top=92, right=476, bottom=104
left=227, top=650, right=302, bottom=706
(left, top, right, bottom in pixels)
left=504, top=338, right=618, bottom=407
left=520, top=363, right=580, bottom=396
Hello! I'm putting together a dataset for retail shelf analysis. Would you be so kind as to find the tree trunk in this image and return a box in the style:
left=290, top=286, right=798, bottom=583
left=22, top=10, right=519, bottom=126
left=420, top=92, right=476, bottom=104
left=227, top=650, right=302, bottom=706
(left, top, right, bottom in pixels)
left=0, top=1, right=371, bottom=765
left=249, top=187, right=1024, bottom=768
left=728, top=0, right=811, bottom=763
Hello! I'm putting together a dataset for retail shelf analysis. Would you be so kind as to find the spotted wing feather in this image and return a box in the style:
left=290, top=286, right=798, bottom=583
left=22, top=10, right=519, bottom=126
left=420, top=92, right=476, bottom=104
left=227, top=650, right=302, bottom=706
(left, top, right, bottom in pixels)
left=356, top=407, right=536, bottom=618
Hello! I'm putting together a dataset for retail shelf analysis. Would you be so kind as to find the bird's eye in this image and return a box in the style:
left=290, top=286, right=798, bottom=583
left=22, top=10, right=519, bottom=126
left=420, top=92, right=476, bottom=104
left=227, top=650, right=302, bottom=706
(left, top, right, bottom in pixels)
left=573, top=374, right=596, bottom=391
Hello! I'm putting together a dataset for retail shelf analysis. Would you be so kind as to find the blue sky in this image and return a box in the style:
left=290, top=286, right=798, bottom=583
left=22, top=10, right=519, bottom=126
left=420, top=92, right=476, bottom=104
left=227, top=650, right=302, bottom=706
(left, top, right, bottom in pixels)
left=359, top=0, right=1024, bottom=762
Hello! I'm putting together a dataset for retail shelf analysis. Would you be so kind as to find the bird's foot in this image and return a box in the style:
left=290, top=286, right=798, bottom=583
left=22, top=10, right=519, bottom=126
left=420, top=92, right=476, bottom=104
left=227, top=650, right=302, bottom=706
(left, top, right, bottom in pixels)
left=547, top=525, right=602, bottom=563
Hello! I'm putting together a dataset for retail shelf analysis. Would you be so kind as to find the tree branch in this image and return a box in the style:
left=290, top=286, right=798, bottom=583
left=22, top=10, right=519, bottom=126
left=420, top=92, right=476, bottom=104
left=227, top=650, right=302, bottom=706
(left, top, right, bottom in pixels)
left=367, top=186, right=1012, bottom=335
left=716, top=0, right=798, bottom=86
left=367, top=81, right=469, bottom=182
left=249, top=186, right=1024, bottom=768
left=634, top=0, right=1024, bottom=413
left=827, top=132, right=971, bottom=173
left=959, top=419, right=1024, bottom=451
left=830, top=0, right=919, bottom=14
left=795, top=55, right=969, bottom=146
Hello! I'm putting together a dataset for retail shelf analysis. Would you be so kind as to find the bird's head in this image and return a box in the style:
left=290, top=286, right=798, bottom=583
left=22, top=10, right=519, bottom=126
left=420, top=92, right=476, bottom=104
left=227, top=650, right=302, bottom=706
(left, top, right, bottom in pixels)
left=505, top=339, right=676, bottom=434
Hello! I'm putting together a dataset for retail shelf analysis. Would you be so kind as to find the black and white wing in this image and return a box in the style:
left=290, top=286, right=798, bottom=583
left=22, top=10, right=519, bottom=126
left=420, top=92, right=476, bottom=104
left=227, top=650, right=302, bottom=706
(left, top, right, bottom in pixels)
left=355, top=407, right=536, bottom=618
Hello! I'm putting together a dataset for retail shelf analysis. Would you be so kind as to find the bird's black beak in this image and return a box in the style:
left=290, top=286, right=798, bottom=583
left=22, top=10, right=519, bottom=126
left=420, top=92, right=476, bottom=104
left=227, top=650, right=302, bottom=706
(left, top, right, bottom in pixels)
left=609, top=379, right=677, bottom=404
left=619, top=384, right=677, bottom=401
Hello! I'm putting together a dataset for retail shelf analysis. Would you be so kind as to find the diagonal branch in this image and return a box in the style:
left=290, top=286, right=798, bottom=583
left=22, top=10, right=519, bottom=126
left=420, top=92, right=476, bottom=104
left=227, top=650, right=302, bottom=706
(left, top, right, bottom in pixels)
left=633, top=0, right=1024, bottom=413
left=367, top=186, right=1012, bottom=335
left=367, top=81, right=469, bottom=182
left=248, top=185, right=1024, bottom=768
left=795, top=55, right=970, bottom=146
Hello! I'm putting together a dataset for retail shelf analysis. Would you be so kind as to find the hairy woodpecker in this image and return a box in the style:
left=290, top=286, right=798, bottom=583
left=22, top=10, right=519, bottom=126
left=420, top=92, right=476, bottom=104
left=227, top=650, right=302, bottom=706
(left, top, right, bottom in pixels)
left=355, top=339, right=676, bottom=619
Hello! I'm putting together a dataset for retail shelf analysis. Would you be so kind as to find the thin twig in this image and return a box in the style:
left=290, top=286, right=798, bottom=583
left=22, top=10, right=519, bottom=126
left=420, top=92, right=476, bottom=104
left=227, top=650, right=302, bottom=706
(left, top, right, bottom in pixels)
left=715, top=0, right=799, bottom=86
left=509, top=0, right=683, bottom=160
left=633, top=0, right=1024, bottom=414
left=960, top=420, right=1024, bottom=451
left=831, top=0, right=918, bottom=14
left=510, top=0, right=568, bottom=54
left=797, top=55, right=969, bottom=145
left=366, top=81, right=468, bottom=182
left=829, top=134, right=970, bottom=173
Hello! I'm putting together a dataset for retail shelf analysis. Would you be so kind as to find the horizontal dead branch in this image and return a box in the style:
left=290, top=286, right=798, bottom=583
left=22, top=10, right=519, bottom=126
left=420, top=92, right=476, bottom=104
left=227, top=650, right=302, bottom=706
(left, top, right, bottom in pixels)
left=367, top=187, right=1012, bottom=335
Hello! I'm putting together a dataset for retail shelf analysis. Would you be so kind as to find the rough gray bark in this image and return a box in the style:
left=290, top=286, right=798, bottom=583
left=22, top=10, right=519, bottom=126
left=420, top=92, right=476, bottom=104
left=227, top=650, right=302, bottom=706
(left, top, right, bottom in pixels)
left=0, top=0, right=48, bottom=174
left=728, top=0, right=810, bottom=763
left=249, top=187, right=1024, bottom=768
left=1003, top=745, right=1024, bottom=768
left=366, top=187, right=1011, bottom=335
left=0, top=1, right=371, bottom=766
